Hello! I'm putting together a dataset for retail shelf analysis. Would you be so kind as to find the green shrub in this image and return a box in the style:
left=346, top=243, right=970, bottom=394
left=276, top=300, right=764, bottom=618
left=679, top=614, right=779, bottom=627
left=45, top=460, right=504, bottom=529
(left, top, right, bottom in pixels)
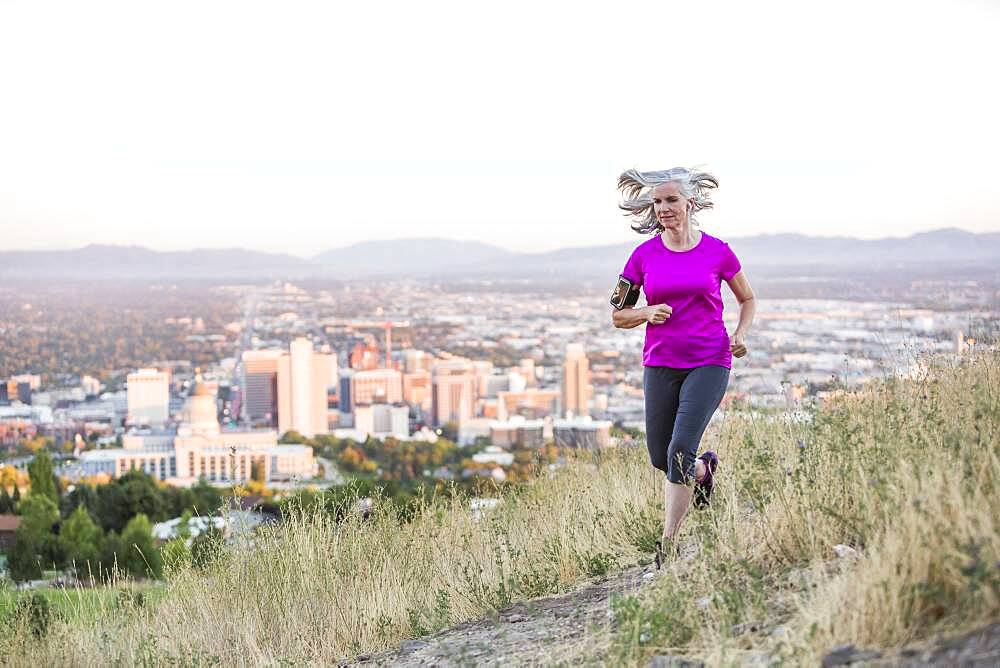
left=190, top=526, right=225, bottom=570
left=6, top=593, right=53, bottom=639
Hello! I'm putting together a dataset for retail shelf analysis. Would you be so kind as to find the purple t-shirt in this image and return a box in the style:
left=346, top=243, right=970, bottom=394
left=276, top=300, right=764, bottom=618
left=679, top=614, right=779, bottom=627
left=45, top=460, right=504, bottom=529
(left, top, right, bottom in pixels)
left=621, top=232, right=742, bottom=369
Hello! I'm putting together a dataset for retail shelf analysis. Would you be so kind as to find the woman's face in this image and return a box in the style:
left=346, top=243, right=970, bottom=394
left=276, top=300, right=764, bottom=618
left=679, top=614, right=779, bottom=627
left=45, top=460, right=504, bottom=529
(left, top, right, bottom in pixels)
left=651, top=182, right=690, bottom=231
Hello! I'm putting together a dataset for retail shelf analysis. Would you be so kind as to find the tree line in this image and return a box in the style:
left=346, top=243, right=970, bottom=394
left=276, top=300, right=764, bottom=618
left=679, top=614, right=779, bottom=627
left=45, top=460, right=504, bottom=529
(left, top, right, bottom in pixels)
left=1, top=451, right=223, bottom=582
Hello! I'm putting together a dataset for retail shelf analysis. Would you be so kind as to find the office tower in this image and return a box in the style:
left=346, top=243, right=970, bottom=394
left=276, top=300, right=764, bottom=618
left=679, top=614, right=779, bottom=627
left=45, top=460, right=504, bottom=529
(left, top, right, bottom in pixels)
left=431, top=361, right=476, bottom=426
left=383, top=323, right=393, bottom=369
left=277, top=337, right=334, bottom=438
left=351, top=369, right=403, bottom=405
left=0, top=382, right=7, bottom=404
left=562, top=343, right=590, bottom=418
left=404, top=349, right=431, bottom=373
left=127, top=368, right=170, bottom=426
left=242, top=350, right=282, bottom=426
left=325, top=347, right=340, bottom=391
left=337, top=370, right=354, bottom=427
left=350, top=341, right=380, bottom=370
left=472, top=361, right=493, bottom=398
left=402, top=369, right=432, bottom=412
left=339, top=370, right=354, bottom=413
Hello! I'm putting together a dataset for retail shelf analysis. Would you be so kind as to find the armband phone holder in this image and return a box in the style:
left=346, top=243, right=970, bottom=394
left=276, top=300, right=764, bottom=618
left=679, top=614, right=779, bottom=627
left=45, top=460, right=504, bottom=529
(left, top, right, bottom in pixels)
left=610, top=275, right=641, bottom=310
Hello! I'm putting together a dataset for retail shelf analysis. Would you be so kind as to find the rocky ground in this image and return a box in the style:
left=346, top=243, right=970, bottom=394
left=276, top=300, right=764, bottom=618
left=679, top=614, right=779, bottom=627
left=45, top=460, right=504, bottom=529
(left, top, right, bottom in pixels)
left=348, top=564, right=1000, bottom=667
left=350, top=564, right=654, bottom=667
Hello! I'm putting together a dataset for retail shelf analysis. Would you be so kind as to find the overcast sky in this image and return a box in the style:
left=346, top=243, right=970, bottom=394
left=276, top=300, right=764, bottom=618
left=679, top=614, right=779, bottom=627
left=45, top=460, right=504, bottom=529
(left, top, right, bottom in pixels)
left=1, top=0, right=998, bottom=256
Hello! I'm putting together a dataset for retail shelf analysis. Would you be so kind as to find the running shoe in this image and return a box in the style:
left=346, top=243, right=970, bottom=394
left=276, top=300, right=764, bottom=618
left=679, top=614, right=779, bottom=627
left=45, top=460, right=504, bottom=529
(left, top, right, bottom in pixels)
left=693, top=450, right=719, bottom=509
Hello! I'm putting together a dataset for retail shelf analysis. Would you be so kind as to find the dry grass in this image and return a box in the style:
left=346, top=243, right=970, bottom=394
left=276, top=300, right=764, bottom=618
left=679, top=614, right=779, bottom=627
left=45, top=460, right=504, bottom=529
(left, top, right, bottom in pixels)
left=614, top=352, right=999, bottom=665
left=3, top=352, right=998, bottom=665
left=3, top=440, right=663, bottom=664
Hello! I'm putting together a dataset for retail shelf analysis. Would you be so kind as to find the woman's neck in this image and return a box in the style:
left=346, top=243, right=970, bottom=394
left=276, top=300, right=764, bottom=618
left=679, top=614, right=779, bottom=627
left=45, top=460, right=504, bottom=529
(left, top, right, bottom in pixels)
left=660, top=224, right=700, bottom=251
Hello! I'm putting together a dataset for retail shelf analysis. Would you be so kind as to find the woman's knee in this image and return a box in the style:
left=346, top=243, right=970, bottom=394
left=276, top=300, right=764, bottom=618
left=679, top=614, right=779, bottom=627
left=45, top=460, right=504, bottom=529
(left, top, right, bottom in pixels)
left=647, top=447, right=669, bottom=473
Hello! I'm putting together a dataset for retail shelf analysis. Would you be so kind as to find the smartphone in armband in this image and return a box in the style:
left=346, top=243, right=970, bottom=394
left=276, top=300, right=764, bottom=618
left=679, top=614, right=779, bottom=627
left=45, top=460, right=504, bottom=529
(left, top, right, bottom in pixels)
left=610, top=275, right=641, bottom=310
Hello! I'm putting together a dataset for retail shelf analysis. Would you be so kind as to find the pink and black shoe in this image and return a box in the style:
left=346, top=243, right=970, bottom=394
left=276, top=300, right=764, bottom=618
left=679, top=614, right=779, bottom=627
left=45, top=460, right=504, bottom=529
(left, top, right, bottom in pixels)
left=693, top=451, right=718, bottom=509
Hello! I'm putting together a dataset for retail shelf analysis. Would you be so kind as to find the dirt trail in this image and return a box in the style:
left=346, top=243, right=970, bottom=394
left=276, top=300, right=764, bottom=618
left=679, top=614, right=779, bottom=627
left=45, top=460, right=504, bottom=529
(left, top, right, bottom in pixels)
left=352, top=564, right=655, bottom=667
left=350, top=565, right=1000, bottom=667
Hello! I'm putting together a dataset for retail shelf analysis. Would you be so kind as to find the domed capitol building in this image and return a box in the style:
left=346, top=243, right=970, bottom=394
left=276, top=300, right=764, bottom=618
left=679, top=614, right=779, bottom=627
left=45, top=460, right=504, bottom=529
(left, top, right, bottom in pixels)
left=79, top=374, right=313, bottom=485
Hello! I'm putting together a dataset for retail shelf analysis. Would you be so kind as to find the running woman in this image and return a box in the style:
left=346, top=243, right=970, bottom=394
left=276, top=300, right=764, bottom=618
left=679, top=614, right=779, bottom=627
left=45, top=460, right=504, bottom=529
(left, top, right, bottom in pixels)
left=610, top=167, right=756, bottom=567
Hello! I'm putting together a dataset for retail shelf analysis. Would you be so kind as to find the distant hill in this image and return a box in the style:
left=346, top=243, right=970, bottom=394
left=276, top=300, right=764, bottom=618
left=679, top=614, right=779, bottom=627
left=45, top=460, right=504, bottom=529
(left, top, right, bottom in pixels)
left=0, top=244, right=310, bottom=280
left=311, top=239, right=519, bottom=276
left=2, top=228, right=999, bottom=281
left=726, top=228, right=1000, bottom=266
left=468, top=227, right=1000, bottom=280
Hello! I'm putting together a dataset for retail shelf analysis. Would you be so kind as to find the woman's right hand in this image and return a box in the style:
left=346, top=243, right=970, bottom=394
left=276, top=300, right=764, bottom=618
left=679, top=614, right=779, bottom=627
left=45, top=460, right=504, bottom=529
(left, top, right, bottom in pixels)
left=645, top=304, right=672, bottom=324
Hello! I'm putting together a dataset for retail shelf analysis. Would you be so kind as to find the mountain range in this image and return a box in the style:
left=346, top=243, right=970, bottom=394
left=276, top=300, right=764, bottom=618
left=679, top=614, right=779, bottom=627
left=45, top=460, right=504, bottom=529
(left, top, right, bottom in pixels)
left=2, top=228, right=999, bottom=281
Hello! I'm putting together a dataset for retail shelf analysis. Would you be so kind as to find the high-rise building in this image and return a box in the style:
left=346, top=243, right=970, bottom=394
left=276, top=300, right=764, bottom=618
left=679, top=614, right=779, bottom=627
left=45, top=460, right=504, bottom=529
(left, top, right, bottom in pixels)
left=350, top=341, right=380, bottom=371
left=402, top=369, right=432, bottom=412
left=404, top=349, right=431, bottom=373
left=126, top=368, right=170, bottom=426
left=562, top=343, right=590, bottom=418
left=351, top=369, right=403, bottom=406
left=242, top=350, right=282, bottom=427
left=334, top=370, right=352, bottom=427
left=432, top=361, right=476, bottom=426
left=472, top=361, right=494, bottom=398
left=277, top=338, right=334, bottom=438
left=324, top=346, right=340, bottom=391
left=339, top=370, right=354, bottom=412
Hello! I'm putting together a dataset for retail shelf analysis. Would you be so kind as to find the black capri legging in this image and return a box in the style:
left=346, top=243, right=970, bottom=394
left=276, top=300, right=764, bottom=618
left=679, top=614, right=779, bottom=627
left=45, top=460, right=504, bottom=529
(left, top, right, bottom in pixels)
left=643, top=365, right=730, bottom=484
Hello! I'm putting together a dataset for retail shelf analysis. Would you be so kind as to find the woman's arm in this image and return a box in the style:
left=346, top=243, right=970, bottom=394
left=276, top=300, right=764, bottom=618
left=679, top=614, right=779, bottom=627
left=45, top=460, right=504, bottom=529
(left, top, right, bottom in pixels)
left=726, top=270, right=756, bottom=357
left=612, top=304, right=672, bottom=329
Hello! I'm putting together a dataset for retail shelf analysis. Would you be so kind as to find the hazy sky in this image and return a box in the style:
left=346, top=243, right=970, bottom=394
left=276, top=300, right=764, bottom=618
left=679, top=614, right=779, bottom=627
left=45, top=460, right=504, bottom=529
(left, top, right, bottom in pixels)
left=1, top=0, right=998, bottom=256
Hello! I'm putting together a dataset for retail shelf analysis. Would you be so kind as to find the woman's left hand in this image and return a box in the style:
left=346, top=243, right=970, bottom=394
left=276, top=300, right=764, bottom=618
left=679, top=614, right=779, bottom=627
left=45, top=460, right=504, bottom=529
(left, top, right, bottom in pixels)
left=730, top=332, right=748, bottom=358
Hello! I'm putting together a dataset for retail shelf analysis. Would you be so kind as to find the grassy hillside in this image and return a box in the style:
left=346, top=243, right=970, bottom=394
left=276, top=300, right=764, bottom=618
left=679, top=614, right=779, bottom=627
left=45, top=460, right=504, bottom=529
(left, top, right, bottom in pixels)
left=3, top=354, right=997, bottom=665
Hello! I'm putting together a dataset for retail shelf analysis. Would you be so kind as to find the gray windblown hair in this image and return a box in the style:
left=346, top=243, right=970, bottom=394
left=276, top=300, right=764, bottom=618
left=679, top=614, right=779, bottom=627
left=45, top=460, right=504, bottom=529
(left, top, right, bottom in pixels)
left=618, top=167, right=719, bottom=234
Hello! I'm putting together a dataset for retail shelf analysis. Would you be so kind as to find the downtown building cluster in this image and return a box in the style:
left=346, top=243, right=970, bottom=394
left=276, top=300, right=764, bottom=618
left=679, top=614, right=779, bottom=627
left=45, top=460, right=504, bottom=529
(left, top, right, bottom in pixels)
left=238, top=333, right=612, bottom=450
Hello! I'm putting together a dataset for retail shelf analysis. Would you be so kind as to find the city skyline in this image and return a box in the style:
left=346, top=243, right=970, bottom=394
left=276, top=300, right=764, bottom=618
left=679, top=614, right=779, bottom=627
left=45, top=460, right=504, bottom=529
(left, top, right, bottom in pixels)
left=2, top=1, right=999, bottom=255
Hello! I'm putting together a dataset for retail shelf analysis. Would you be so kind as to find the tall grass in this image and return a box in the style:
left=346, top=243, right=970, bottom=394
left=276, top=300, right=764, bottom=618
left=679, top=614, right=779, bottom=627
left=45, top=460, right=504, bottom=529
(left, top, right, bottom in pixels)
left=613, top=353, right=999, bottom=665
left=3, top=353, right=997, bottom=665
left=3, top=442, right=664, bottom=664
